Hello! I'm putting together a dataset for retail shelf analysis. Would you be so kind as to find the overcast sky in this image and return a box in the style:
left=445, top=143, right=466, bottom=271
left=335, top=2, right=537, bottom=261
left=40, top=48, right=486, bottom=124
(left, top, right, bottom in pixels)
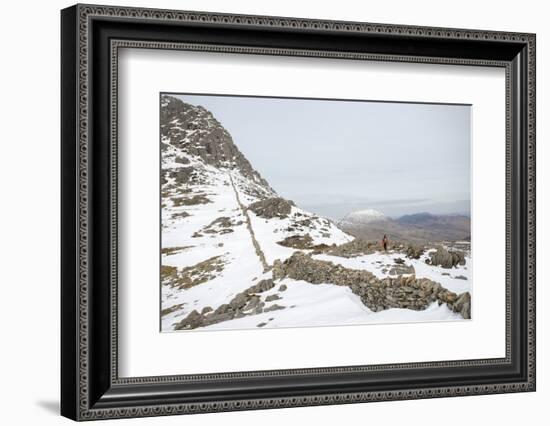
left=172, top=93, right=471, bottom=219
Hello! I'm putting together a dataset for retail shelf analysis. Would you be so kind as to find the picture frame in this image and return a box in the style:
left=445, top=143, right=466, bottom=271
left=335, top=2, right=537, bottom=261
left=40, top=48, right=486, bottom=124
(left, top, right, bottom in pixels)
left=61, top=3, right=536, bottom=421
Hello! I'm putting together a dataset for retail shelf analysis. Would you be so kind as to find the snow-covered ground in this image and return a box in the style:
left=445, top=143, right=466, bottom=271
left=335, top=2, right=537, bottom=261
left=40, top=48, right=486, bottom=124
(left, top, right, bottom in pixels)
left=161, top=162, right=471, bottom=332
left=201, top=278, right=462, bottom=331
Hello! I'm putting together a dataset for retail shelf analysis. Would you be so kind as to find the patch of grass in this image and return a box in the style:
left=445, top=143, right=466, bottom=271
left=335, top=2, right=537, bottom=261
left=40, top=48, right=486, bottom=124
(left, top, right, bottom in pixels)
left=161, top=303, right=184, bottom=317
left=172, top=194, right=211, bottom=207
left=161, top=265, right=178, bottom=285
left=171, top=211, right=190, bottom=220
left=193, top=216, right=239, bottom=238
left=162, top=256, right=226, bottom=290
left=161, top=246, right=192, bottom=256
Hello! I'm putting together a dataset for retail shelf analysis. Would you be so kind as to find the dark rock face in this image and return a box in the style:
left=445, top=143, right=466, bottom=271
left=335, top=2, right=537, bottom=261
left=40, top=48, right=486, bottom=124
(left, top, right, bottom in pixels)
left=272, top=252, right=471, bottom=318
left=170, top=167, right=194, bottom=185
left=160, top=94, right=271, bottom=188
left=428, top=246, right=466, bottom=269
left=248, top=197, right=294, bottom=219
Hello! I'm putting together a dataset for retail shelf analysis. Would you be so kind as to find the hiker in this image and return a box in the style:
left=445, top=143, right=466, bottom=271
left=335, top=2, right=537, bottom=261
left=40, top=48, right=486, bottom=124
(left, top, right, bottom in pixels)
left=382, top=234, right=388, bottom=251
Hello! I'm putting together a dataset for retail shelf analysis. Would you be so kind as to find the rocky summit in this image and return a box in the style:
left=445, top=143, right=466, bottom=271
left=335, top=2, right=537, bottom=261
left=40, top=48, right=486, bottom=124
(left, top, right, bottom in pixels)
left=161, top=94, right=271, bottom=188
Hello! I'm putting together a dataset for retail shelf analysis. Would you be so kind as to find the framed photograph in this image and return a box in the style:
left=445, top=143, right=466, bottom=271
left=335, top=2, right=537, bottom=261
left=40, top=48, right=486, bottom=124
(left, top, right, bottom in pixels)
left=61, top=4, right=536, bottom=421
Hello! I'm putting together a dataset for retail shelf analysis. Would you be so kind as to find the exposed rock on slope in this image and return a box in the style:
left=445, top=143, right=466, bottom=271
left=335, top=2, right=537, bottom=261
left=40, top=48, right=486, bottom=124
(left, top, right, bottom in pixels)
left=248, top=197, right=294, bottom=219
left=174, top=279, right=277, bottom=330
left=325, top=239, right=378, bottom=258
left=161, top=94, right=271, bottom=188
left=428, top=246, right=466, bottom=269
left=406, top=245, right=425, bottom=259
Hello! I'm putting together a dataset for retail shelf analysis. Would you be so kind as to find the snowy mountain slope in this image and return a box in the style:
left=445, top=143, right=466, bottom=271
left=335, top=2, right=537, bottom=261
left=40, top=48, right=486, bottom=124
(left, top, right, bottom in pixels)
left=160, top=95, right=357, bottom=331
left=160, top=94, right=471, bottom=332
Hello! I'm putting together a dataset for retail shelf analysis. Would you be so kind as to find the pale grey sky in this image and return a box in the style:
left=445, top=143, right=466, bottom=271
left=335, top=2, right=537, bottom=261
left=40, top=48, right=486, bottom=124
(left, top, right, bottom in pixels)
left=172, top=93, right=471, bottom=219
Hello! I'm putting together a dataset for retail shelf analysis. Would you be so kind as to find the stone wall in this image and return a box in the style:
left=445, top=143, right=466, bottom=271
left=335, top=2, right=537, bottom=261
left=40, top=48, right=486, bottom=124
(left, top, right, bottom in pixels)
left=273, top=252, right=471, bottom=318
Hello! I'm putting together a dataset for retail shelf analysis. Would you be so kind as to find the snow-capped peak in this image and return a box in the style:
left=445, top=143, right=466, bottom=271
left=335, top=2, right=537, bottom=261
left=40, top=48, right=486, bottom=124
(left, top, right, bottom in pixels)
left=340, top=209, right=387, bottom=225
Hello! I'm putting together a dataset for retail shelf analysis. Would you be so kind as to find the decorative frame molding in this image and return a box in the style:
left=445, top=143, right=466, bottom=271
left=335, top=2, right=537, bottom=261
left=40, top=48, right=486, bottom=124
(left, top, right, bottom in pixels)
left=61, top=4, right=536, bottom=421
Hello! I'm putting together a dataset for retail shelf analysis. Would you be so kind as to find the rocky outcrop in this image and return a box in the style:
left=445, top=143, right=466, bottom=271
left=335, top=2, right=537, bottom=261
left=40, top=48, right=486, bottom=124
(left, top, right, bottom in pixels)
left=169, top=167, right=194, bottom=185
left=273, top=252, right=470, bottom=318
left=248, top=197, right=294, bottom=219
left=325, top=238, right=377, bottom=258
left=428, top=246, right=466, bottom=268
left=161, top=94, right=271, bottom=188
left=273, top=251, right=377, bottom=285
left=452, top=292, right=471, bottom=319
left=406, top=245, right=425, bottom=259
left=277, top=234, right=314, bottom=249
left=174, top=279, right=283, bottom=330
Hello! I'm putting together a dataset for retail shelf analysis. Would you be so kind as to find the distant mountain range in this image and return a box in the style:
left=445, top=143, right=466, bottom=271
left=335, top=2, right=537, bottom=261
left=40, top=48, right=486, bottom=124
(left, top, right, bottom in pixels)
left=337, top=209, right=470, bottom=244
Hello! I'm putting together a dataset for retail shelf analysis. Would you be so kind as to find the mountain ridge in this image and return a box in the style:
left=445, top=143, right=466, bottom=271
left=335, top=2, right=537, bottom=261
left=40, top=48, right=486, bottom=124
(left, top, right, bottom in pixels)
left=161, top=94, right=272, bottom=190
left=338, top=208, right=470, bottom=244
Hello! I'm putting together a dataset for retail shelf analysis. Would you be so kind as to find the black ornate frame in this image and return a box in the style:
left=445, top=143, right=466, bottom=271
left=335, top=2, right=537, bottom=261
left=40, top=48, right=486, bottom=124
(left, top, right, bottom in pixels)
left=61, top=3, right=536, bottom=421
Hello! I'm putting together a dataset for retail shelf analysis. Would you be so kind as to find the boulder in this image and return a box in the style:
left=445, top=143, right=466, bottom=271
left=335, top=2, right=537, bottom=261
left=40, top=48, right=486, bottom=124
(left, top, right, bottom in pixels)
left=429, top=246, right=466, bottom=269
left=248, top=197, right=294, bottom=219
left=201, top=306, right=213, bottom=315
left=174, top=310, right=203, bottom=330
left=277, top=234, right=314, bottom=249
left=452, top=292, right=471, bottom=319
left=406, top=245, right=425, bottom=259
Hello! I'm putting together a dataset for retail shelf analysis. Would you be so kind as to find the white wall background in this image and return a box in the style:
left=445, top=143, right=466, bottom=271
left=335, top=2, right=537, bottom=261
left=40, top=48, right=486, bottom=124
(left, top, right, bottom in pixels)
left=0, top=0, right=547, bottom=424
